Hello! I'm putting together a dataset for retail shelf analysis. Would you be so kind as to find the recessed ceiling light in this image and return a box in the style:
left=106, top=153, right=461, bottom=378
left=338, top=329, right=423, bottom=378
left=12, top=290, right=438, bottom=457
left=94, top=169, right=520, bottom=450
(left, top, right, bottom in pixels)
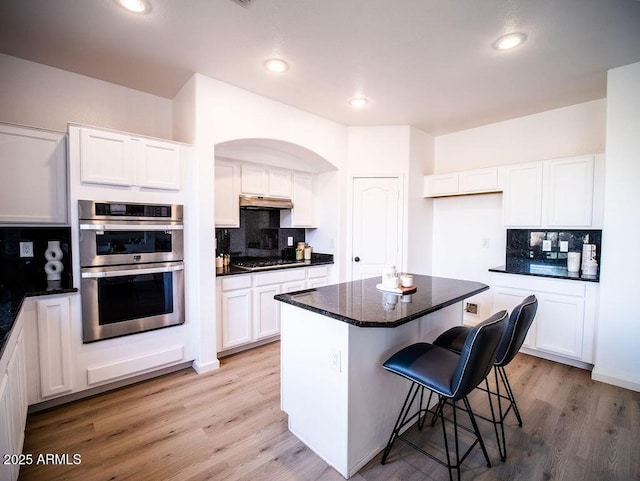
left=493, top=32, right=527, bottom=50
left=349, top=97, right=369, bottom=108
left=264, top=59, right=289, bottom=73
left=115, top=0, right=150, bottom=14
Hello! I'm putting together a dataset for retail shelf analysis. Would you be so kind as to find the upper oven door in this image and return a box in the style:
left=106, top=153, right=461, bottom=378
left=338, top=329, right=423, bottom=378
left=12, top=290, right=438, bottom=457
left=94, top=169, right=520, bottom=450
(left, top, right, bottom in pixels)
left=79, top=220, right=184, bottom=267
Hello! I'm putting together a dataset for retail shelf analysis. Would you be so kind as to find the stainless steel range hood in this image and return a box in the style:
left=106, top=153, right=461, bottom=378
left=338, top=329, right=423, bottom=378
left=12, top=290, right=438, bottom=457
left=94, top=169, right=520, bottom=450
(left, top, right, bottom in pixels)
left=239, top=195, right=293, bottom=210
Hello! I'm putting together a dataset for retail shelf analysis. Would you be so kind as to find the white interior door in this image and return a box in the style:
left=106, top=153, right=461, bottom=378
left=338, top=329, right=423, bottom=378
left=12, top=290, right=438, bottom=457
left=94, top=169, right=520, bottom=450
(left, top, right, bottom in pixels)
left=351, top=177, right=402, bottom=281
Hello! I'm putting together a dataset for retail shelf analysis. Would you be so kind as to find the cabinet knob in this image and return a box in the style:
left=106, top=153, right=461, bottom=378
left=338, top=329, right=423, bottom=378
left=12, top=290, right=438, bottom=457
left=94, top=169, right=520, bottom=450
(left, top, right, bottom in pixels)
left=354, top=256, right=360, bottom=262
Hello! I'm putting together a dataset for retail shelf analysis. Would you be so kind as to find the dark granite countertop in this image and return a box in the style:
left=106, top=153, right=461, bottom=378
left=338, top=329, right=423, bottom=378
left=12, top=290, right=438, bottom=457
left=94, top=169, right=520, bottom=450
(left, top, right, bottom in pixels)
left=489, top=260, right=599, bottom=283
left=0, top=286, right=78, bottom=360
left=216, top=255, right=334, bottom=277
left=274, top=274, right=488, bottom=328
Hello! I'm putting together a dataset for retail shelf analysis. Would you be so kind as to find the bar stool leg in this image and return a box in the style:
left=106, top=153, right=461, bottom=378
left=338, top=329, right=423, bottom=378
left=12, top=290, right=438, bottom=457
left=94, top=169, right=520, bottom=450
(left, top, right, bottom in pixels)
left=499, top=365, right=523, bottom=426
left=381, top=382, right=420, bottom=464
left=487, top=369, right=506, bottom=461
left=463, top=397, right=492, bottom=468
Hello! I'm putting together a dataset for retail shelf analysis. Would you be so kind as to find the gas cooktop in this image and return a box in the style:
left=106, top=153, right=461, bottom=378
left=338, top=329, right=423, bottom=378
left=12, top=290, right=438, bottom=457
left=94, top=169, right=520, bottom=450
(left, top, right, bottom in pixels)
left=232, top=259, right=307, bottom=271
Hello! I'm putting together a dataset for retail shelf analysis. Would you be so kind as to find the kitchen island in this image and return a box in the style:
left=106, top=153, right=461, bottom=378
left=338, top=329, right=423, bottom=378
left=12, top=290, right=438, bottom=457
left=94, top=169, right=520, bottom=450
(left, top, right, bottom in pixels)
left=274, top=274, right=488, bottom=478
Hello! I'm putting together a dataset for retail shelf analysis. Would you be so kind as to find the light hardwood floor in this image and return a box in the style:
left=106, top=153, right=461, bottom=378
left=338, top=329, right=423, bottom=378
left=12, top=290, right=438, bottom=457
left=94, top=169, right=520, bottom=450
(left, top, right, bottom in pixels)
left=19, top=342, right=640, bottom=481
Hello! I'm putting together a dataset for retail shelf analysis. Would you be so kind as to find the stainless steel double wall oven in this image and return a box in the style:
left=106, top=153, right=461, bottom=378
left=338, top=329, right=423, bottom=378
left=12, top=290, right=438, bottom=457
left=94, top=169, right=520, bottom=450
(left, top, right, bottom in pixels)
left=79, top=200, right=185, bottom=342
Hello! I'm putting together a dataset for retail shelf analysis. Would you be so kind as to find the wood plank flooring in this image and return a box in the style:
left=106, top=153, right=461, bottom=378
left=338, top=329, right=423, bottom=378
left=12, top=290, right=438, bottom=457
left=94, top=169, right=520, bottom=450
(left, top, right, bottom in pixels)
left=18, top=342, right=640, bottom=481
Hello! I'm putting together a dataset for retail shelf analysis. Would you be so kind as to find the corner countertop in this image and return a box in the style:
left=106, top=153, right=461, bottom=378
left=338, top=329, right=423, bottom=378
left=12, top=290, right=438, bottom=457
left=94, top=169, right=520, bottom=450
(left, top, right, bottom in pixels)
left=274, top=274, right=488, bottom=328
left=0, top=285, right=78, bottom=359
left=489, top=260, right=599, bottom=283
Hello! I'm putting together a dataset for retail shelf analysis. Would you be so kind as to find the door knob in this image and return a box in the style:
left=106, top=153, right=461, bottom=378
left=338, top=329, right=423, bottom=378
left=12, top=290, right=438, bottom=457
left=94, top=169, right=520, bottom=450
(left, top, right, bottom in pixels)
left=354, top=256, right=360, bottom=262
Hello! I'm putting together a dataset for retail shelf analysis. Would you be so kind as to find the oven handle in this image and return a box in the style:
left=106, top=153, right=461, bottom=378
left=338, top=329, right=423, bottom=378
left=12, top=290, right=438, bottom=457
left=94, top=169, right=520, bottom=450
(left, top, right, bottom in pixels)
left=80, top=224, right=183, bottom=231
left=81, top=264, right=184, bottom=279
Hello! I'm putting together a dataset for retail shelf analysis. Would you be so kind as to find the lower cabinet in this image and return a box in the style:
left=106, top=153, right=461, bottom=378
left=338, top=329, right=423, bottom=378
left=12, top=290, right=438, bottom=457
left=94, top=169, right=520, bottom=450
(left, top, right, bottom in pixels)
left=491, top=273, right=597, bottom=366
left=217, top=266, right=330, bottom=353
left=0, top=314, right=27, bottom=481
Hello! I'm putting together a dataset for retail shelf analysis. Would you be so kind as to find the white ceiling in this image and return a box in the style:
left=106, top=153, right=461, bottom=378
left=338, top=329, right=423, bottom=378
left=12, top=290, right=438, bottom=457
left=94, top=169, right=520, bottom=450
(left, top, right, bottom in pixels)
left=1, top=0, right=639, bottom=135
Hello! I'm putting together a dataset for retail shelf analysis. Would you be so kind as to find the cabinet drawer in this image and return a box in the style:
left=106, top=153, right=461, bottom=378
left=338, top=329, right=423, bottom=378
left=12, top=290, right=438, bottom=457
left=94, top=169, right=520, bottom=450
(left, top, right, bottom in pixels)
left=491, top=273, right=585, bottom=297
left=221, top=275, right=252, bottom=291
left=308, top=266, right=329, bottom=278
left=254, top=269, right=306, bottom=287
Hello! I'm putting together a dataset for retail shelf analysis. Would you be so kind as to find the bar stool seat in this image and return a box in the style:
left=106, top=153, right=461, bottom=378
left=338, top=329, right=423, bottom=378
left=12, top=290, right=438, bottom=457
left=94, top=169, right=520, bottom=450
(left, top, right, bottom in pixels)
left=381, top=311, right=508, bottom=481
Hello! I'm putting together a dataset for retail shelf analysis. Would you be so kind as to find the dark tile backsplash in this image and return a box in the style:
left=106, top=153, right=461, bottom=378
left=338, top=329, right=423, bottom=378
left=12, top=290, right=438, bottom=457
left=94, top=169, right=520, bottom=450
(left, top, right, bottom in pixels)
left=506, top=229, right=602, bottom=267
left=215, top=209, right=305, bottom=259
left=0, top=227, right=73, bottom=292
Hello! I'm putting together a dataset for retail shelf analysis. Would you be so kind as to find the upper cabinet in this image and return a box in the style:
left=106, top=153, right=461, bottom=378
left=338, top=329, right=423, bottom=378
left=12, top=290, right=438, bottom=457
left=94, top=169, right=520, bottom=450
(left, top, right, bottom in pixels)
left=78, top=126, right=183, bottom=191
left=0, top=123, right=67, bottom=224
left=215, top=160, right=241, bottom=227
left=502, top=162, right=544, bottom=226
left=503, top=154, right=600, bottom=228
left=240, top=163, right=292, bottom=198
left=281, top=172, right=315, bottom=228
left=424, top=167, right=501, bottom=198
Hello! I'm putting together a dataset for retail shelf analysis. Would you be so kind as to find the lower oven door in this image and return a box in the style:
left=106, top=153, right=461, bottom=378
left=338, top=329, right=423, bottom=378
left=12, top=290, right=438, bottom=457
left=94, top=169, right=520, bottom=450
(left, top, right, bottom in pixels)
left=81, top=261, right=185, bottom=343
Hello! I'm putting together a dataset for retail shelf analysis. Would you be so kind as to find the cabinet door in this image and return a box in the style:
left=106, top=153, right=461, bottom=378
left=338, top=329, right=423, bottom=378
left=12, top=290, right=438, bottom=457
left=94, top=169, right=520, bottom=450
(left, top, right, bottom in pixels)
left=0, top=124, right=67, bottom=224
left=424, top=173, right=459, bottom=197
left=36, top=297, right=73, bottom=398
left=241, top=164, right=268, bottom=195
left=492, top=287, right=536, bottom=348
left=221, top=290, right=252, bottom=349
left=6, top=331, right=26, bottom=460
left=503, top=162, right=543, bottom=226
left=0, top=373, right=16, bottom=481
left=80, top=128, right=133, bottom=186
left=460, top=168, right=499, bottom=193
left=215, top=160, right=240, bottom=227
left=268, top=168, right=292, bottom=198
left=290, top=172, right=315, bottom=227
left=535, top=294, right=585, bottom=359
left=254, top=285, right=280, bottom=340
left=546, top=156, right=594, bottom=227
left=137, top=139, right=182, bottom=190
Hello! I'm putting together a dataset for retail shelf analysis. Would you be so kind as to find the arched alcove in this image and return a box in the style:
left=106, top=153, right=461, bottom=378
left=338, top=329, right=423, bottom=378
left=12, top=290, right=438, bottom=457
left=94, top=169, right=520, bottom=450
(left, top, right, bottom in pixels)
left=214, top=138, right=337, bottom=173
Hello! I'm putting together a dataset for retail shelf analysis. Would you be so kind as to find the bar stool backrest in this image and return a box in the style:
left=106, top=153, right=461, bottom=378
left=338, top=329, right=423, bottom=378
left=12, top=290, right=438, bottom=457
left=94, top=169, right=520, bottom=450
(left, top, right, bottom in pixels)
left=494, top=295, right=538, bottom=367
left=450, top=310, right=508, bottom=401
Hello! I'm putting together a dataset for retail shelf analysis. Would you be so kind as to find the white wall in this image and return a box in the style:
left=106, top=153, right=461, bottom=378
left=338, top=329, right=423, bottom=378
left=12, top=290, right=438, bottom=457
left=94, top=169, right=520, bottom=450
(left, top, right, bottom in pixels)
left=592, top=62, right=640, bottom=391
left=435, top=99, right=606, bottom=171
left=0, top=54, right=173, bottom=138
left=432, top=99, right=607, bottom=324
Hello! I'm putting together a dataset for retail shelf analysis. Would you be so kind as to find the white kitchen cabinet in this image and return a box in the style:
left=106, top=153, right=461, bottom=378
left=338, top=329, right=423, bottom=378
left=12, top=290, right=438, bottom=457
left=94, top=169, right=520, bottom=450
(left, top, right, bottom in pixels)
left=78, top=126, right=183, bottom=190
left=241, top=163, right=269, bottom=195
left=220, top=275, right=253, bottom=350
left=307, top=265, right=330, bottom=288
left=80, top=127, right=133, bottom=186
left=281, top=172, right=315, bottom=227
left=546, top=155, right=594, bottom=227
left=491, top=272, right=597, bottom=366
left=503, top=162, right=544, bottom=226
left=217, top=266, right=327, bottom=354
left=240, top=163, right=293, bottom=198
left=268, top=168, right=293, bottom=198
left=215, top=160, right=240, bottom=227
left=136, top=138, right=182, bottom=190
left=36, top=295, right=73, bottom=398
left=503, top=154, right=600, bottom=228
left=0, top=123, right=67, bottom=224
left=254, top=285, right=281, bottom=340
left=423, top=168, right=500, bottom=198
left=0, top=315, right=27, bottom=481
left=424, top=173, right=459, bottom=197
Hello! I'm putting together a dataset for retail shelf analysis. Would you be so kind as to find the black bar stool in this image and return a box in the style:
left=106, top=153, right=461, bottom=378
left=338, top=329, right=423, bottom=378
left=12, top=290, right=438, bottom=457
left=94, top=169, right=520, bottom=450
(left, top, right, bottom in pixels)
left=381, top=311, right=508, bottom=481
left=434, top=295, right=538, bottom=460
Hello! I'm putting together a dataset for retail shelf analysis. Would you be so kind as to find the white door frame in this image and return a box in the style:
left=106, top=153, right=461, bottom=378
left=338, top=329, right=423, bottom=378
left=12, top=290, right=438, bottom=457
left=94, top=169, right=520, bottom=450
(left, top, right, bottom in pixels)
left=347, top=174, right=406, bottom=281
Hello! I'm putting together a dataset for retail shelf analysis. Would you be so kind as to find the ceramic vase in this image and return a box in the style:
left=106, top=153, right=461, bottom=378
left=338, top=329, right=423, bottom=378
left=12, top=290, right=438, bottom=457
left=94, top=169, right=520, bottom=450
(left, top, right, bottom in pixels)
left=44, top=240, right=64, bottom=281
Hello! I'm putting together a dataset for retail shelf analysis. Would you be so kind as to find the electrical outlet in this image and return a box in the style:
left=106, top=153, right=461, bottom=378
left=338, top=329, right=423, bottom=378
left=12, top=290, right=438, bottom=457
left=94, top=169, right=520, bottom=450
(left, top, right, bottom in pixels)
left=287, top=236, right=294, bottom=247
left=465, top=302, right=478, bottom=315
left=329, top=349, right=341, bottom=372
left=481, top=238, right=490, bottom=249
left=19, top=241, right=34, bottom=258
left=542, top=240, right=552, bottom=252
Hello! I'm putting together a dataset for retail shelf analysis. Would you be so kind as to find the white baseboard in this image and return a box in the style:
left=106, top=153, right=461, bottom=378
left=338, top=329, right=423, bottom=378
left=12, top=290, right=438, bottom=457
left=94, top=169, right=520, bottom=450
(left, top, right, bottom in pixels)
left=192, top=358, right=220, bottom=374
left=591, top=370, right=640, bottom=392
